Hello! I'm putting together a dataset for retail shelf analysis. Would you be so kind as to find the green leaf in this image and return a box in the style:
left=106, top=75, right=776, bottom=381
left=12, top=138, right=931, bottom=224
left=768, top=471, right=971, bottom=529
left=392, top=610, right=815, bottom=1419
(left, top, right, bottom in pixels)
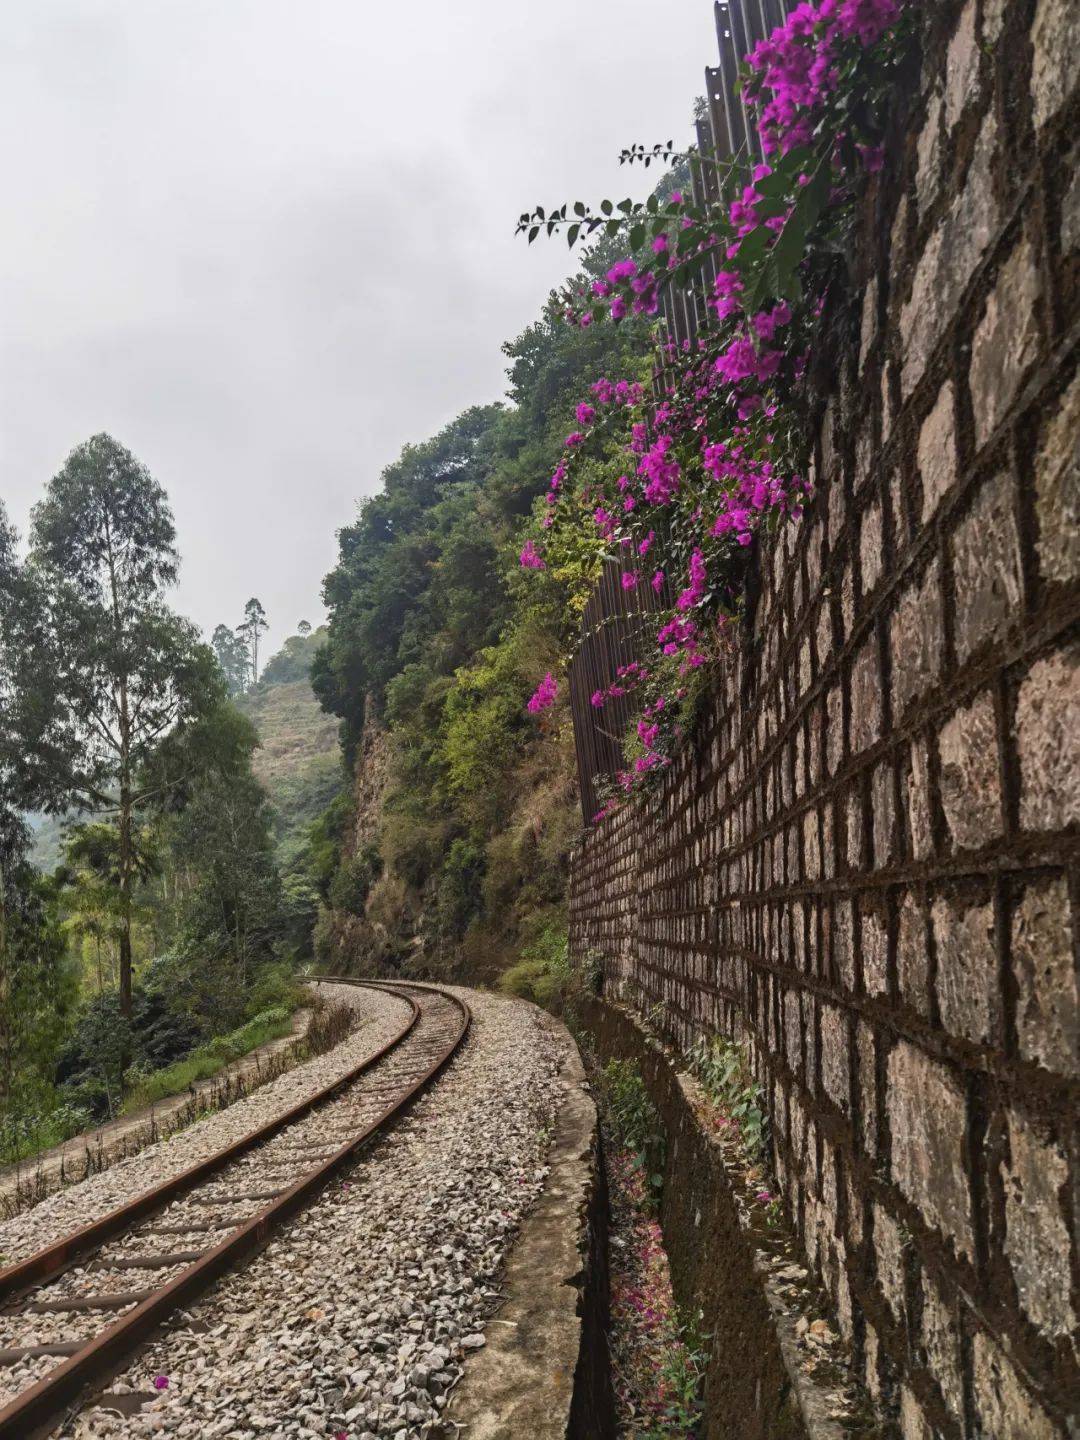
left=600, top=199, right=614, bottom=216
left=629, top=222, right=646, bottom=250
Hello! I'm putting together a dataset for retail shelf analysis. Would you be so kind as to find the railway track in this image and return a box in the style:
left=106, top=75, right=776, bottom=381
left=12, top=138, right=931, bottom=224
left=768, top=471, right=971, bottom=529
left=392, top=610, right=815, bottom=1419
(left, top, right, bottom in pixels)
left=0, top=979, right=470, bottom=1439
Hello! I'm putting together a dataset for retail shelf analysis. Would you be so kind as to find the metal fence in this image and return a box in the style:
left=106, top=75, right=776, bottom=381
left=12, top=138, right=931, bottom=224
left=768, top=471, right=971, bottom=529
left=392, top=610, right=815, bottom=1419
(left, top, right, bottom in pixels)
left=568, top=0, right=791, bottom=821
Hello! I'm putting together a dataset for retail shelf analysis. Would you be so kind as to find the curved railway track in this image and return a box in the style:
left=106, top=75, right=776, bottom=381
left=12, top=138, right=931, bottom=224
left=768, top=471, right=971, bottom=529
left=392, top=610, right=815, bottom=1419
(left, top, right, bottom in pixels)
left=0, top=979, right=470, bottom=1439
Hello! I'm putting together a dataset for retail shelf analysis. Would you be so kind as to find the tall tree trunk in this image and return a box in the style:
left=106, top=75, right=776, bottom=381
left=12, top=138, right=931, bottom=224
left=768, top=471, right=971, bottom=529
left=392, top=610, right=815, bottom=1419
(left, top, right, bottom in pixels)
left=118, top=778, right=133, bottom=1018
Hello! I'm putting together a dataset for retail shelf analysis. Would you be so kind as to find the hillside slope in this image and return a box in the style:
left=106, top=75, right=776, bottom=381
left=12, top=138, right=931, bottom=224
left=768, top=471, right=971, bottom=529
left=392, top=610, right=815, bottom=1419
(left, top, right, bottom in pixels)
left=238, top=677, right=341, bottom=857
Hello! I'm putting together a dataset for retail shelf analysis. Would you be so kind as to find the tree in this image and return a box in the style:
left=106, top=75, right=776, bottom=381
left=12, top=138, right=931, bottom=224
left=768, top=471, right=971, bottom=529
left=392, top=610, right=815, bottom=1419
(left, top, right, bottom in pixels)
left=25, top=434, right=223, bottom=1017
left=239, top=598, right=268, bottom=684
left=212, top=623, right=251, bottom=696
left=296, top=619, right=312, bottom=636
left=150, top=705, right=282, bottom=1022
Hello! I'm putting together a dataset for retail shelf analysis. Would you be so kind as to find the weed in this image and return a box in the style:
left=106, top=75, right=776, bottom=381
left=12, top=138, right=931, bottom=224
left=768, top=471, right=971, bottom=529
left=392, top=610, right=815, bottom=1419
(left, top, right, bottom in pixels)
left=688, top=1035, right=768, bottom=1164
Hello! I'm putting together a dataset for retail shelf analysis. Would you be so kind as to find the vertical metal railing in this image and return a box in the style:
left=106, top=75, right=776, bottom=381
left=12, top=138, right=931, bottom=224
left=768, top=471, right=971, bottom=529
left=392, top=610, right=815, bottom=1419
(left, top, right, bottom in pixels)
left=568, top=0, right=789, bottom=820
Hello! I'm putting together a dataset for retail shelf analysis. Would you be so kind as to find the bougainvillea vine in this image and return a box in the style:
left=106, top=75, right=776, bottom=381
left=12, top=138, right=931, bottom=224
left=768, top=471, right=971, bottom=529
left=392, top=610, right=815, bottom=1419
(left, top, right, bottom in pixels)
left=517, top=0, right=914, bottom=818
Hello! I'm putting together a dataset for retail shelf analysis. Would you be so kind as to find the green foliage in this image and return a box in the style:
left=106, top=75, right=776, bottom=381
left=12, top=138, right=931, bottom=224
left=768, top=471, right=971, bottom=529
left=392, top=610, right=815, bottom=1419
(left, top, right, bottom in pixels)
left=641, top=1309, right=710, bottom=1439
left=121, top=1005, right=295, bottom=1112
left=257, top=625, right=327, bottom=687
left=212, top=623, right=251, bottom=697
left=327, top=844, right=382, bottom=916
left=598, top=1059, right=666, bottom=1204
left=688, top=1035, right=768, bottom=1164
left=497, top=912, right=571, bottom=1009
left=434, top=837, right=486, bottom=941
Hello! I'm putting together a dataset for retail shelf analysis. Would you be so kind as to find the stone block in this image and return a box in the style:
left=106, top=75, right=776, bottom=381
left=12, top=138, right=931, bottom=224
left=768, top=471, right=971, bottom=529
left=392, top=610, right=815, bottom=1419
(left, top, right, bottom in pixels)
left=860, top=501, right=883, bottom=597
left=1002, top=1109, right=1075, bottom=1339
left=889, top=558, right=943, bottom=718
left=915, top=90, right=943, bottom=217
left=898, top=890, right=930, bottom=1017
left=951, top=471, right=1024, bottom=663
left=872, top=760, right=898, bottom=867
left=971, top=1329, right=1060, bottom=1438
left=845, top=787, right=866, bottom=872
left=1011, top=876, right=1079, bottom=1074
left=850, top=637, right=883, bottom=756
left=874, top=1201, right=907, bottom=1324
left=1031, top=0, right=1080, bottom=129
left=918, top=1276, right=964, bottom=1426
left=861, top=903, right=889, bottom=997
left=918, top=379, right=957, bottom=523
left=783, top=987, right=803, bottom=1079
left=826, top=681, right=844, bottom=777
left=857, top=1022, right=878, bottom=1155
left=932, top=892, right=998, bottom=1044
left=887, top=1041, right=973, bottom=1257
left=1034, top=371, right=1080, bottom=586
left=860, top=278, right=877, bottom=370
left=901, top=109, right=998, bottom=397
left=820, top=1002, right=850, bottom=1115
left=970, top=239, right=1043, bottom=451
left=938, top=692, right=1001, bottom=849
left=944, top=2, right=979, bottom=130
left=833, top=898, right=855, bottom=990
left=905, top=736, right=934, bottom=862
left=1016, top=642, right=1080, bottom=830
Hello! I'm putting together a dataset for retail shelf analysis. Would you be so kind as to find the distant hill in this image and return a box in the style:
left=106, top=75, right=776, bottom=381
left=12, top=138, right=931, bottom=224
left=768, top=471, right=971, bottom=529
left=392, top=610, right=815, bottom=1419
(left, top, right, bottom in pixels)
left=236, top=627, right=343, bottom=862
left=27, top=628, right=342, bottom=873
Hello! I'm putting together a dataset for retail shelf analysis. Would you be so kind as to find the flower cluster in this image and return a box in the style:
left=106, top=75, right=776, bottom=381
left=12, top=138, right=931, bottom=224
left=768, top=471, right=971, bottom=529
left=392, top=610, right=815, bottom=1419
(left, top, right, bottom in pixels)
left=519, top=0, right=911, bottom=803
left=526, top=671, right=558, bottom=713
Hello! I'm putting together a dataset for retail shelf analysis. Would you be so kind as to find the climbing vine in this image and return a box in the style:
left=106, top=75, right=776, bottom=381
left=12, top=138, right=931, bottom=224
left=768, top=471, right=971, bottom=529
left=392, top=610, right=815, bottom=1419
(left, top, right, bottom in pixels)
left=518, top=0, right=915, bottom=816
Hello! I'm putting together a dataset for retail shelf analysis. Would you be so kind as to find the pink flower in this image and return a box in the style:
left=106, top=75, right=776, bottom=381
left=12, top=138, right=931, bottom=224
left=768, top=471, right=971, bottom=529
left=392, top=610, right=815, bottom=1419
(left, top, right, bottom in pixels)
left=526, top=672, right=558, bottom=714
left=519, top=539, right=545, bottom=570
left=576, top=402, right=597, bottom=426
left=606, top=257, right=638, bottom=284
left=153, top=1376, right=169, bottom=1391
left=621, top=571, right=639, bottom=590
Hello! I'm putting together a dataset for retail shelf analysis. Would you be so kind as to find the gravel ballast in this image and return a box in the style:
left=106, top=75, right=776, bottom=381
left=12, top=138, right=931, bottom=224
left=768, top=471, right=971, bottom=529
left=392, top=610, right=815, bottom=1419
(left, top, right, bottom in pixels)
left=0, top=984, right=410, bottom=1272
left=54, top=988, right=574, bottom=1439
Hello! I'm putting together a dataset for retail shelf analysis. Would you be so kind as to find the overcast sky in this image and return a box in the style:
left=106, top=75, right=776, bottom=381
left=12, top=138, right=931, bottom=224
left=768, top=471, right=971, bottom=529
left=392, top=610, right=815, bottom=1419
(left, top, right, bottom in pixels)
left=1, top=0, right=716, bottom=657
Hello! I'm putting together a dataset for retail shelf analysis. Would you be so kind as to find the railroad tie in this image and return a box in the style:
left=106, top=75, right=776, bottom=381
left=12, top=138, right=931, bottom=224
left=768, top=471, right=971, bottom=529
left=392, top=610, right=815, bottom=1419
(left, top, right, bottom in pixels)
left=23, top=1289, right=156, bottom=1313
left=0, top=1342, right=84, bottom=1366
left=91, top=1251, right=205, bottom=1271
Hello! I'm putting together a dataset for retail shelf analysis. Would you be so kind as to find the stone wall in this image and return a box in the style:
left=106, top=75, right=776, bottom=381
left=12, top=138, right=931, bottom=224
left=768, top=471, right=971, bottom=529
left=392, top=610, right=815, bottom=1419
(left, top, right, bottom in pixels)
left=569, top=1, right=1079, bottom=1433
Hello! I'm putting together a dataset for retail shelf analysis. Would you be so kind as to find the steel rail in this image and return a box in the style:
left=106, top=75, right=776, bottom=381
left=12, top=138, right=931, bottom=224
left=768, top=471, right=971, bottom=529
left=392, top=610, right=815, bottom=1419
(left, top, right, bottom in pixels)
left=0, top=980, right=470, bottom=1440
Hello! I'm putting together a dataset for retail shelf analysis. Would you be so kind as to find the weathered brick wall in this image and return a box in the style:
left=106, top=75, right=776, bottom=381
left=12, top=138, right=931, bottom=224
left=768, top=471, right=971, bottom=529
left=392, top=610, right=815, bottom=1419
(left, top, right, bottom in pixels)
left=570, top=1, right=1079, bottom=1433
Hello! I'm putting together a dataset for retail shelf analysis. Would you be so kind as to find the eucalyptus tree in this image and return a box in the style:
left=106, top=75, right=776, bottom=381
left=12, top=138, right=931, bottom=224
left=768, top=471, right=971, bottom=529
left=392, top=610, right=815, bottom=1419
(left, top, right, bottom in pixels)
left=211, top=623, right=251, bottom=696
left=26, top=434, right=223, bottom=1017
left=239, top=597, right=268, bottom=684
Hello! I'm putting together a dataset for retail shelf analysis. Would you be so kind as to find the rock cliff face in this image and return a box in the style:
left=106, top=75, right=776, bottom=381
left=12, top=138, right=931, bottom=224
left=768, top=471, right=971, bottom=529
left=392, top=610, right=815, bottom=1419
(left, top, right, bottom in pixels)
left=315, top=706, right=413, bottom=975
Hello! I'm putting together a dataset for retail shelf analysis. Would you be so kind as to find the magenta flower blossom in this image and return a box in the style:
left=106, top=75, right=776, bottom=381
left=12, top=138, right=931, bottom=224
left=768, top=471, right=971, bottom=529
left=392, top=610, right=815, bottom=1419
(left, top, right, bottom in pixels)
left=519, top=539, right=545, bottom=570
left=153, top=1376, right=169, bottom=1391
left=621, top=571, right=639, bottom=590
left=606, top=257, right=638, bottom=284
left=576, top=402, right=597, bottom=426
left=526, top=673, right=558, bottom=714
